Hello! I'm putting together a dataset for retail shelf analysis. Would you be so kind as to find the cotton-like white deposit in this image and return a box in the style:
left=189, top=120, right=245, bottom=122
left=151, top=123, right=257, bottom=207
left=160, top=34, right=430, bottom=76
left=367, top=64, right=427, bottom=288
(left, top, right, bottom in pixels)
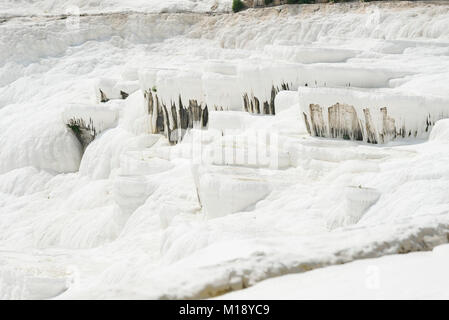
left=1, top=1, right=449, bottom=299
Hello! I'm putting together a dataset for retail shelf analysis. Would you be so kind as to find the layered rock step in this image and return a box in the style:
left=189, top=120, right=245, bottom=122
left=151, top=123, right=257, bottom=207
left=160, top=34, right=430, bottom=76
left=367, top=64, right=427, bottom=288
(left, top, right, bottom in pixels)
left=300, top=87, right=449, bottom=144
left=63, top=104, right=120, bottom=150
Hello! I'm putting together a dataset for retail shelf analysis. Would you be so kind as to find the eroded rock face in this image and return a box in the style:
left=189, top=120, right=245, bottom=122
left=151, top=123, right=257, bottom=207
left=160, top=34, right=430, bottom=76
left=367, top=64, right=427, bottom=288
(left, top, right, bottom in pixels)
left=328, top=103, right=363, bottom=141
left=363, top=108, right=378, bottom=144
left=309, top=104, right=327, bottom=138
left=380, top=106, right=396, bottom=143
left=66, top=118, right=97, bottom=150
left=298, top=87, right=449, bottom=144
left=304, top=102, right=433, bottom=144
left=307, top=102, right=386, bottom=143
left=99, top=89, right=109, bottom=103
left=244, top=83, right=290, bottom=116
left=144, top=90, right=208, bottom=144
left=63, top=104, right=119, bottom=152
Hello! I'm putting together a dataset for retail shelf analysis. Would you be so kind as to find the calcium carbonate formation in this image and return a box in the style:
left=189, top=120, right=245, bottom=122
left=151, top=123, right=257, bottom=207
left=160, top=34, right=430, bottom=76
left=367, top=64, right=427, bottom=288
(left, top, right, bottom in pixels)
left=144, top=89, right=209, bottom=144
left=300, top=87, right=449, bottom=144
left=67, top=62, right=448, bottom=147
left=5, top=0, right=449, bottom=299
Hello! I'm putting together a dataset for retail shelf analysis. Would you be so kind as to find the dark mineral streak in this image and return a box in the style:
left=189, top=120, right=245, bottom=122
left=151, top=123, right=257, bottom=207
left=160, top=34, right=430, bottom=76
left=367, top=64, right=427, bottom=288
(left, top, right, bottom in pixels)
left=244, top=82, right=291, bottom=116
left=145, top=90, right=208, bottom=144
left=66, top=117, right=97, bottom=150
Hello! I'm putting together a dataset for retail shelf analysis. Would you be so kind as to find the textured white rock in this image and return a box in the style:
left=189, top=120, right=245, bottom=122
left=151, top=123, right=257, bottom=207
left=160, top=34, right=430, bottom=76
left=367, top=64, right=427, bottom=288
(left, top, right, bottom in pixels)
left=2, top=1, right=449, bottom=300
left=299, top=87, right=449, bottom=144
left=193, top=165, right=273, bottom=219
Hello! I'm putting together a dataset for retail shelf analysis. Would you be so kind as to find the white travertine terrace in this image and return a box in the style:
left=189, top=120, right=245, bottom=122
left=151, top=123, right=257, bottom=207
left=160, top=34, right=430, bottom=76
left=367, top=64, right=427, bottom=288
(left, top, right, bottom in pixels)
left=2, top=1, right=449, bottom=299
left=299, top=87, right=449, bottom=144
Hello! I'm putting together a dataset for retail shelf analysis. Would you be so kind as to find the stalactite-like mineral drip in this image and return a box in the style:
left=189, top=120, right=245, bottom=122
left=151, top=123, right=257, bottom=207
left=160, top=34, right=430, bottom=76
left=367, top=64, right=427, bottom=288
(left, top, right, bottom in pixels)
left=145, top=91, right=208, bottom=144
left=66, top=117, right=97, bottom=150
left=99, top=89, right=109, bottom=103
left=269, top=85, right=276, bottom=115
left=243, top=82, right=291, bottom=116
left=243, top=93, right=250, bottom=113
left=328, top=103, right=363, bottom=141
left=363, top=108, right=378, bottom=144
left=303, top=113, right=311, bottom=135
left=309, top=104, right=327, bottom=138
left=380, top=107, right=396, bottom=143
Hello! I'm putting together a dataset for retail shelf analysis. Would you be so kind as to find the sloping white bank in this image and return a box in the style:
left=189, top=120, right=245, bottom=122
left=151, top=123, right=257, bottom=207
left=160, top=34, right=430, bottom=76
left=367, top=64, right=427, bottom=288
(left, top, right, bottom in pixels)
left=220, top=244, right=449, bottom=300
left=1, top=1, right=449, bottom=299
